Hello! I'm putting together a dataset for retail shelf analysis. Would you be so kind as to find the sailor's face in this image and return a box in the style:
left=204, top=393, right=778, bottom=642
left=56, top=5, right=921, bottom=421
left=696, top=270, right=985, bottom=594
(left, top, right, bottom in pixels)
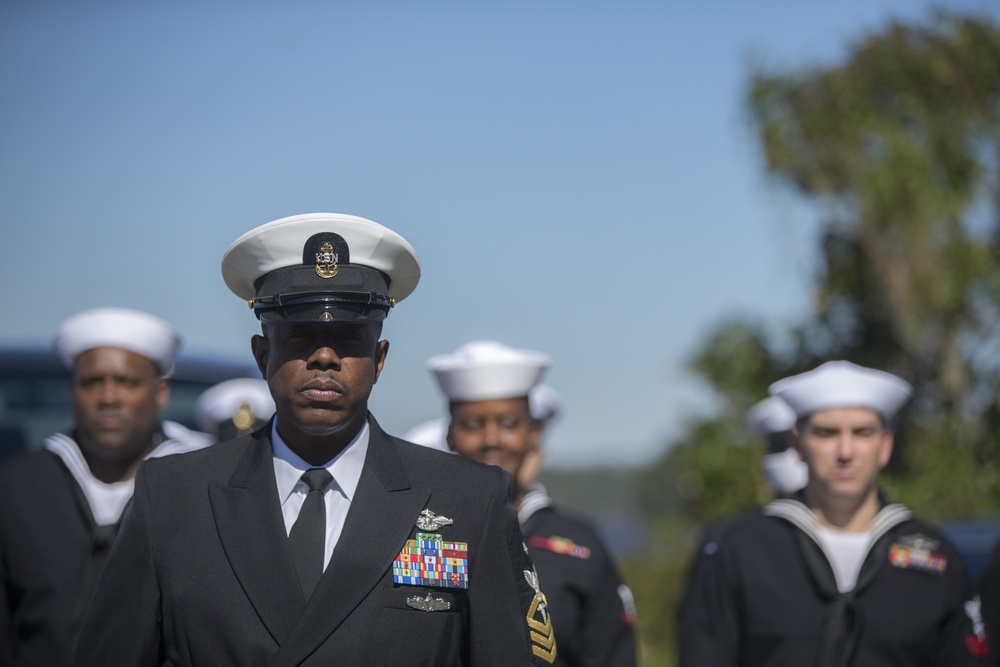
left=795, top=407, right=892, bottom=502
left=447, top=397, right=538, bottom=482
left=252, top=322, right=387, bottom=446
left=72, top=347, right=168, bottom=461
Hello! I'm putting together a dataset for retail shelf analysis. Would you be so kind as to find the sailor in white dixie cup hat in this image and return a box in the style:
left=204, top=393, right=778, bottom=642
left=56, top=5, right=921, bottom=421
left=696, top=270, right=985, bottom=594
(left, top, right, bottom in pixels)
left=401, top=417, right=451, bottom=453
left=746, top=396, right=808, bottom=498
left=76, top=213, right=558, bottom=667
left=429, top=340, right=637, bottom=667
left=679, top=360, right=984, bottom=667
left=0, top=307, right=212, bottom=666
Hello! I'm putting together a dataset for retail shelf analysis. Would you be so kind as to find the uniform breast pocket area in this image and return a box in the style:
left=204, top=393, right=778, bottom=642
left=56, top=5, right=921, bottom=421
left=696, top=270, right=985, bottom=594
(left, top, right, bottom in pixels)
left=383, top=586, right=462, bottom=614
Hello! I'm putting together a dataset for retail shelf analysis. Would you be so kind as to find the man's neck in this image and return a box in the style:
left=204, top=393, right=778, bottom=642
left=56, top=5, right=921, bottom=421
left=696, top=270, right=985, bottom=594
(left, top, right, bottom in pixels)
left=277, top=413, right=368, bottom=467
left=78, top=432, right=161, bottom=484
left=804, top=485, right=881, bottom=532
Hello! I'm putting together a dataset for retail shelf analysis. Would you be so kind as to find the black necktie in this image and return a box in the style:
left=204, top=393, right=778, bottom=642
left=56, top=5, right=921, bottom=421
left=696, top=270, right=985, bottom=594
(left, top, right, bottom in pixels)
left=288, top=468, right=333, bottom=600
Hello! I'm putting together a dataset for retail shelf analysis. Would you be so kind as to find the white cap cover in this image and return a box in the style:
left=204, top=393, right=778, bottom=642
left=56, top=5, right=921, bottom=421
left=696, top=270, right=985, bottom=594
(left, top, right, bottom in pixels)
left=222, top=212, right=421, bottom=304
left=53, top=307, right=181, bottom=376
left=769, top=360, right=912, bottom=419
left=401, top=417, right=451, bottom=453
left=745, top=396, right=796, bottom=435
left=427, top=340, right=550, bottom=402
left=195, top=378, right=275, bottom=432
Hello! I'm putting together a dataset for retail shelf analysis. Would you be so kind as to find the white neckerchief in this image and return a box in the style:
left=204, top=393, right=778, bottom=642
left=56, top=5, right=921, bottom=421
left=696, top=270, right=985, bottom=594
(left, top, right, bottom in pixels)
left=271, top=419, right=368, bottom=571
left=44, top=420, right=214, bottom=526
left=518, top=482, right=554, bottom=526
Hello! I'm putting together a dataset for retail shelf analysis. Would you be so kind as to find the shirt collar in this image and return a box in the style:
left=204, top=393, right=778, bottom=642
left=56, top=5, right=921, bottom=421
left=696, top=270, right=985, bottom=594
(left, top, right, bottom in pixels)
left=271, top=419, right=369, bottom=504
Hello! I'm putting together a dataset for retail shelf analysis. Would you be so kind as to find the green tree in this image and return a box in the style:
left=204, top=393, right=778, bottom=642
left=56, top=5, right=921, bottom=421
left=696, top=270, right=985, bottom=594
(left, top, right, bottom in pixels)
left=743, top=9, right=1000, bottom=518
left=630, top=10, right=1000, bottom=666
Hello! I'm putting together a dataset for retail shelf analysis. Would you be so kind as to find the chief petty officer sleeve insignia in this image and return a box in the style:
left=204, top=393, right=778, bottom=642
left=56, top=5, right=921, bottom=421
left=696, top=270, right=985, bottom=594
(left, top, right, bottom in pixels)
left=523, top=546, right=557, bottom=664
left=393, top=533, right=469, bottom=589
left=888, top=533, right=948, bottom=575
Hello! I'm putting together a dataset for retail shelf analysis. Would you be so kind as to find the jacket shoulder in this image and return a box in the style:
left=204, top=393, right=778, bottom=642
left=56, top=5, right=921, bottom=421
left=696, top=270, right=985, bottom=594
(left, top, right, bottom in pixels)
left=391, top=434, right=506, bottom=484
left=139, top=435, right=252, bottom=483
left=0, top=449, right=65, bottom=486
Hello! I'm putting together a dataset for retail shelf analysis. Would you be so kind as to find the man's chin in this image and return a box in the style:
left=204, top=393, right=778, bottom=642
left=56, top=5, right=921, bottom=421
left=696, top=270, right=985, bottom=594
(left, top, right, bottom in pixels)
left=81, top=439, right=145, bottom=462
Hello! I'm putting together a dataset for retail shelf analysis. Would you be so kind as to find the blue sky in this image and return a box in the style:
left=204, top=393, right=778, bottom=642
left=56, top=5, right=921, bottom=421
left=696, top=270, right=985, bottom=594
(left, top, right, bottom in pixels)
left=2, top=0, right=996, bottom=467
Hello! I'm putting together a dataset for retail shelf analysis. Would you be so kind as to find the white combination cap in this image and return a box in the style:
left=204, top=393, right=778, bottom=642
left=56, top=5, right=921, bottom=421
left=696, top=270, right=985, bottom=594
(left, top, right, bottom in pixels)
left=222, top=213, right=421, bottom=324
left=768, top=360, right=912, bottom=420
left=745, top=396, right=796, bottom=435
left=401, top=417, right=451, bottom=453
left=427, top=340, right=550, bottom=402
left=529, top=384, right=562, bottom=424
left=53, top=307, right=181, bottom=376
left=195, top=378, right=275, bottom=433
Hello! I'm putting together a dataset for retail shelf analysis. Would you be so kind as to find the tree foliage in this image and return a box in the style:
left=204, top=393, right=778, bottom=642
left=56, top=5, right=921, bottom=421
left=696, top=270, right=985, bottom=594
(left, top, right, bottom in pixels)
left=628, top=11, right=1000, bottom=665
left=743, top=10, right=1000, bottom=518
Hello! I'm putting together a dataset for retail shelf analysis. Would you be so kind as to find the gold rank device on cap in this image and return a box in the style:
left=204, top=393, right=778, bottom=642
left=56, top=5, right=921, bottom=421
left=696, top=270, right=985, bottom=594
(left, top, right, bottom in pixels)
left=222, top=213, right=421, bottom=324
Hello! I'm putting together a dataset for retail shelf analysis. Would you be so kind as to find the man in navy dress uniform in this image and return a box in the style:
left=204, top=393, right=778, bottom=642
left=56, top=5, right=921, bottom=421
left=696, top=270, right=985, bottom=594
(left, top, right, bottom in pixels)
left=74, top=213, right=556, bottom=666
left=679, top=361, right=986, bottom=667
left=428, top=340, right=636, bottom=667
left=0, top=307, right=212, bottom=666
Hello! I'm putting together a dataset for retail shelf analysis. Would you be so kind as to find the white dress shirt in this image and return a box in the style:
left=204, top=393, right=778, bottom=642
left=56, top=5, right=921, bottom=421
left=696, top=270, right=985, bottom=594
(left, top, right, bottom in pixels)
left=271, top=420, right=369, bottom=571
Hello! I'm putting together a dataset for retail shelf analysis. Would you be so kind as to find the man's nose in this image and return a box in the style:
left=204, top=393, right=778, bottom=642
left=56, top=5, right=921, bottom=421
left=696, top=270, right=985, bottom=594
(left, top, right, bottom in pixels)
left=482, top=422, right=501, bottom=447
left=836, top=433, right=855, bottom=460
left=98, top=382, right=121, bottom=405
left=308, top=344, right=342, bottom=369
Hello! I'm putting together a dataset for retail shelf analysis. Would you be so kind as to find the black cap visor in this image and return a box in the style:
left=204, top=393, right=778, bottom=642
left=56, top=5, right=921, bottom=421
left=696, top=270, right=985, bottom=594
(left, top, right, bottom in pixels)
left=252, top=264, right=393, bottom=324
left=253, top=291, right=391, bottom=324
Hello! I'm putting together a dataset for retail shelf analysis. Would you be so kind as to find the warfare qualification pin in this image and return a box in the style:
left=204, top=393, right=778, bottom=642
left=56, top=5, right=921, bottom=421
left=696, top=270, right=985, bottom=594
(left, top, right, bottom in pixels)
left=416, top=509, right=454, bottom=531
left=315, top=242, right=339, bottom=278
left=406, top=592, right=451, bottom=613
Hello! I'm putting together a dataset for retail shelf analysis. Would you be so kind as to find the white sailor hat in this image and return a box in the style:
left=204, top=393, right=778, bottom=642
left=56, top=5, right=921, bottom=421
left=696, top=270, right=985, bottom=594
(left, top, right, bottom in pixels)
left=768, top=360, right=912, bottom=420
left=401, top=418, right=451, bottom=453
left=222, top=213, right=421, bottom=324
left=53, top=307, right=181, bottom=376
left=745, top=396, right=796, bottom=435
left=427, top=341, right=550, bottom=402
left=195, top=378, right=275, bottom=433
left=761, top=448, right=808, bottom=495
left=529, top=384, right=562, bottom=424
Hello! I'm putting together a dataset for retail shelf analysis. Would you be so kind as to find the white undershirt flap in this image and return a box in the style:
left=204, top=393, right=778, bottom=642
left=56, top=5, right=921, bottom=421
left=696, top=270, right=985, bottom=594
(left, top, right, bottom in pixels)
left=815, top=526, right=871, bottom=592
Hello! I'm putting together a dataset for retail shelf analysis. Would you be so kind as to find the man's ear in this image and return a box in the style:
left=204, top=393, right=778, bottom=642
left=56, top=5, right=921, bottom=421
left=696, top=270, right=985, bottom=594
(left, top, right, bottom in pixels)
left=373, top=339, right=389, bottom=384
left=878, top=431, right=894, bottom=470
left=251, top=334, right=269, bottom=379
left=155, top=378, right=170, bottom=411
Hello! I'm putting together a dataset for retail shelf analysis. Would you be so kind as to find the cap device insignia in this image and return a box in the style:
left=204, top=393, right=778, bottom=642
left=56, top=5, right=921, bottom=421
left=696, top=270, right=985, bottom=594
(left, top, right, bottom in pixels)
left=250, top=231, right=391, bottom=323
left=310, top=232, right=347, bottom=279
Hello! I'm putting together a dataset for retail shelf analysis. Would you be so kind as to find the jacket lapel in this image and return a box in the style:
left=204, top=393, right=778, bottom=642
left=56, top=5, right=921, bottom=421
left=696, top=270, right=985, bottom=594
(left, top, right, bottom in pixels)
left=209, top=427, right=305, bottom=646
left=270, top=416, right=430, bottom=667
